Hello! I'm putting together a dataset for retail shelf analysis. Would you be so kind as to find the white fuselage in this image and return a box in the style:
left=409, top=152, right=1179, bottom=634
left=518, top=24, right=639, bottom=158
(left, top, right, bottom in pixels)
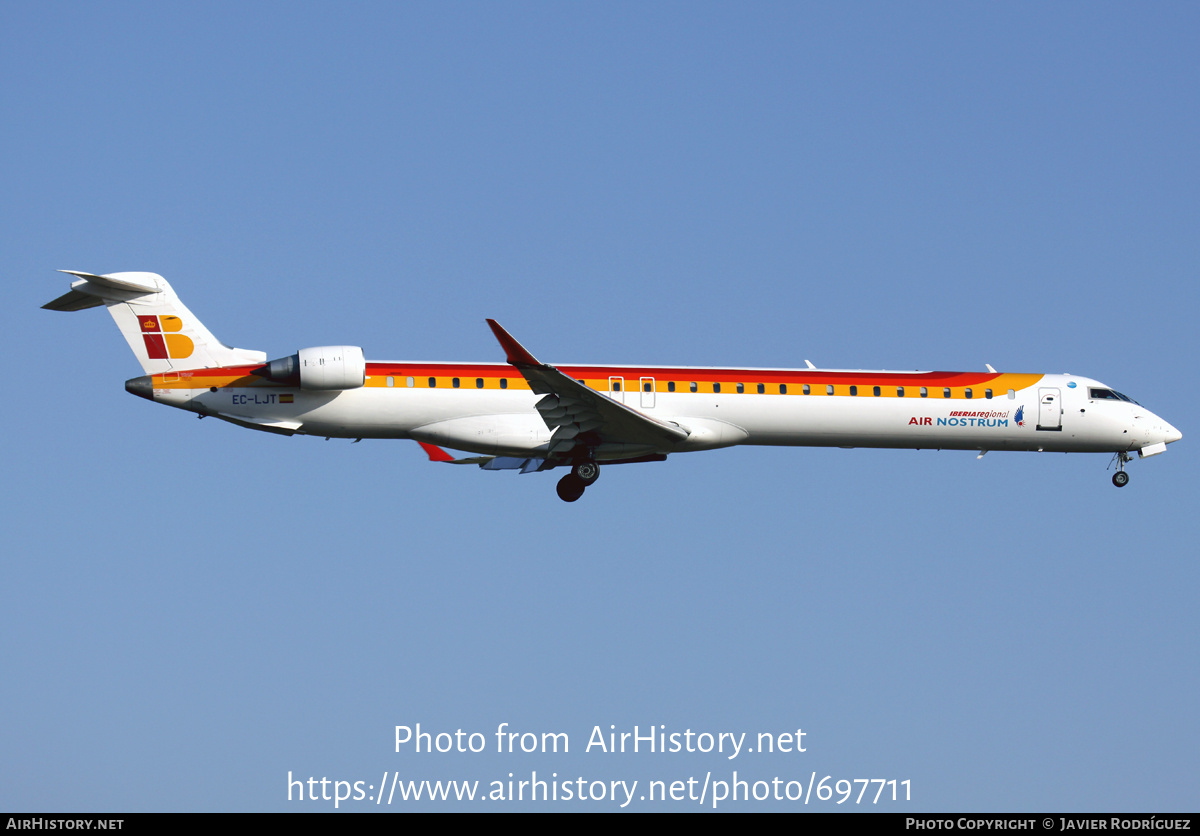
left=143, top=363, right=1181, bottom=461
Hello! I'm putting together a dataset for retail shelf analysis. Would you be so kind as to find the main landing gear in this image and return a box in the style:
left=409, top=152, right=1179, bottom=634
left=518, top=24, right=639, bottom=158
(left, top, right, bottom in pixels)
left=1111, top=451, right=1131, bottom=488
left=556, top=460, right=600, bottom=502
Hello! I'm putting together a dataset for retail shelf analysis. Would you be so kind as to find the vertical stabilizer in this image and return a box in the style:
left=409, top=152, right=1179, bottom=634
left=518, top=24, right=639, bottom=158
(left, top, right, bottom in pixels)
left=43, top=271, right=266, bottom=374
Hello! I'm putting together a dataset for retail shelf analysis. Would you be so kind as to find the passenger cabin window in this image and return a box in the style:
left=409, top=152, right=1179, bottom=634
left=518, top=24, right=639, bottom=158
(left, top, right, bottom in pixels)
left=452, top=378, right=460, bottom=388
left=713, top=383, right=721, bottom=393
left=850, top=385, right=858, bottom=396
left=873, top=386, right=881, bottom=397
left=943, top=388, right=951, bottom=398
left=897, top=387, right=905, bottom=397
left=985, top=389, right=992, bottom=399
left=802, top=384, right=810, bottom=395
left=757, top=383, right=765, bottom=394
left=667, top=381, right=676, bottom=392
left=476, top=378, right=484, bottom=389
left=689, top=381, right=698, bottom=393
left=387, top=376, right=394, bottom=387
left=1007, top=389, right=1015, bottom=399
left=965, top=388, right=972, bottom=399
left=612, top=381, right=621, bottom=391
left=428, top=377, right=437, bottom=388
left=643, top=381, right=652, bottom=392
left=920, top=387, right=928, bottom=398
left=500, top=379, right=508, bottom=389
left=826, top=384, right=834, bottom=395
left=736, top=383, right=744, bottom=394
left=780, top=384, right=787, bottom=395
left=406, top=376, right=414, bottom=388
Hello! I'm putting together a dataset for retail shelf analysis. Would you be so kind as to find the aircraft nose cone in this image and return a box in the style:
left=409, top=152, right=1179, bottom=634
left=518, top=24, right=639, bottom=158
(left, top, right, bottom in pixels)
left=1165, top=424, right=1182, bottom=444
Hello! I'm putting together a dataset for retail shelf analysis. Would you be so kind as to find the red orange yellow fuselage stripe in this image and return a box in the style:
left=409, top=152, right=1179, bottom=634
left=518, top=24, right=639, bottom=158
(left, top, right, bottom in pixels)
left=149, top=363, right=1044, bottom=398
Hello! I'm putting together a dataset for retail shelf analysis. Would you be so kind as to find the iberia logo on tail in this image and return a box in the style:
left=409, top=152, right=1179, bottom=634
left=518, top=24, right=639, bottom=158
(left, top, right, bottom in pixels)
left=139, top=314, right=194, bottom=360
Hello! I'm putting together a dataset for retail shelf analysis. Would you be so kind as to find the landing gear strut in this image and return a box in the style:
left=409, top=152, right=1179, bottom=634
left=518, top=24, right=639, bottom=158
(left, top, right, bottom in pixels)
left=1111, top=451, right=1131, bottom=488
left=557, top=460, right=600, bottom=502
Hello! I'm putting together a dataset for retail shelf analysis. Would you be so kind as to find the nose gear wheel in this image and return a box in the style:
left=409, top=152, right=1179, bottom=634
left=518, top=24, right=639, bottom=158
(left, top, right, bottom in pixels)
left=1109, top=451, right=1132, bottom=487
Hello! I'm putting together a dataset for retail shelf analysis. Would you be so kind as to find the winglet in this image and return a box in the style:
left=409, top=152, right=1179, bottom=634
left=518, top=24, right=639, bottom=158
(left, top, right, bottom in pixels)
left=417, top=441, right=456, bottom=462
left=416, top=441, right=498, bottom=466
left=486, top=319, right=541, bottom=367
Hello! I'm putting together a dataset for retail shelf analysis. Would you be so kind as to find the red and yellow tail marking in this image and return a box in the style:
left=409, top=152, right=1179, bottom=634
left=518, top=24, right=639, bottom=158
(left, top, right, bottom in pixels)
left=139, top=314, right=193, bottom=360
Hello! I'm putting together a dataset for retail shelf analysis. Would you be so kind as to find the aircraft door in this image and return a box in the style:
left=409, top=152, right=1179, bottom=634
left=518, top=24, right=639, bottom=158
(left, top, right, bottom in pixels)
left=1037, top=388, right=1062, bottom=431
left=608, top=376, right=625, bottom=403
left=640, top=377, right=655, bottom=408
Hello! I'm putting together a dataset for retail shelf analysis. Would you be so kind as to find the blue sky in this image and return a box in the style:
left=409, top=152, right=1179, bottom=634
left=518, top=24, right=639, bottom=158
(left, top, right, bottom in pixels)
left=2, top=2, right=1197, bottom=811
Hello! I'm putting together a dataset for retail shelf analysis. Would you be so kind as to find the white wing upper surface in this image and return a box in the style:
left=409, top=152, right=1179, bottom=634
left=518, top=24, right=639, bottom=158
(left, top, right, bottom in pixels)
left=486, top=320, right=690, bottom=457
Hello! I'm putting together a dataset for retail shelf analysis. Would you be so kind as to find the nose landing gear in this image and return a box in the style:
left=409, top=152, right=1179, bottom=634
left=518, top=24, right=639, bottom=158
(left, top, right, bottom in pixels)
left=1111, top=451, right=1131, bottom=488
left=556, top=460, right=600, bottom=502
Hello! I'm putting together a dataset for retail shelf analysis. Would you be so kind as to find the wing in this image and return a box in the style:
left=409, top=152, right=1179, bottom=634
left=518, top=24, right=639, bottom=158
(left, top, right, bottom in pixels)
left=417, top=441, right=556, bottom=472
left=486, top=320, right=690, bottom=459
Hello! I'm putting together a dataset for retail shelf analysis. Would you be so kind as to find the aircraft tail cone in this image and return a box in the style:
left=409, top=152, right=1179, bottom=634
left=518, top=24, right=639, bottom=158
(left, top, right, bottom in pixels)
left=125, top=375, right=154, bottom=401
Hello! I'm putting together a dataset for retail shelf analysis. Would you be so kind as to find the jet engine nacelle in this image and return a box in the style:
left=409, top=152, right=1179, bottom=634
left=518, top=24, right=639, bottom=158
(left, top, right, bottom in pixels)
left=263, top=346, right=366, bottom=390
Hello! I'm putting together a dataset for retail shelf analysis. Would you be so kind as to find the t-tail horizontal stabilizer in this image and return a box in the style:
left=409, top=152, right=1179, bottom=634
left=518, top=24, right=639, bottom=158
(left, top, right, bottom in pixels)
left=43, top=270, right=265, bottom=374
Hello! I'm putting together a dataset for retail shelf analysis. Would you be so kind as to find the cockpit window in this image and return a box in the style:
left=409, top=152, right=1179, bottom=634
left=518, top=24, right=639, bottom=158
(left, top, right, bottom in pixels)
left=1090, top=388, right=1140, bottom=404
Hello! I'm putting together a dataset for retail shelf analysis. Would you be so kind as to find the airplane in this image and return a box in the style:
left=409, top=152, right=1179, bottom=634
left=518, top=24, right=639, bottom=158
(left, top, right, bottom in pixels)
left=44, top=270, right=1182, bottom=501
